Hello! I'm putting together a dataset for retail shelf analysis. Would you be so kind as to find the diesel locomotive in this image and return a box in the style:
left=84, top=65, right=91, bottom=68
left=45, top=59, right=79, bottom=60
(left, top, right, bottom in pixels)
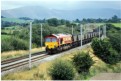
left=45, top=29, right=102, bottom=54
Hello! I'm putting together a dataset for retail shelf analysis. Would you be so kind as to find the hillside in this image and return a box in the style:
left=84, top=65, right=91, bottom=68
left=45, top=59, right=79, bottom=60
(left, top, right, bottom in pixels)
left=2, top=6, right=121, bottom=20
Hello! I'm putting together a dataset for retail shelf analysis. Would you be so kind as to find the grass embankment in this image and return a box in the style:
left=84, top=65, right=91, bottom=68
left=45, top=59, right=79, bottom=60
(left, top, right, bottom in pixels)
left=1, top=47, right=45, bottom=61
left=2, top=46, right=121, bottom=80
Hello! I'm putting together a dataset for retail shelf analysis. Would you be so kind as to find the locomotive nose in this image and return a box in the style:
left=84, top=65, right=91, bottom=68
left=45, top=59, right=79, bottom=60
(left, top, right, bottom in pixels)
left=45, top=42, right=57, bottom=49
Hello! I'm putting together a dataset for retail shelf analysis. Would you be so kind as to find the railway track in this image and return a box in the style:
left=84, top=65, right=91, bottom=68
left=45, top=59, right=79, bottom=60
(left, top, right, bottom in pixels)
left=1, top=40, right=92, bottom=72
left=1, top=36, right=103, bottom=73
left=1, top=51, right=46, bottom=65
left=1, top=51, right=49, bottom=72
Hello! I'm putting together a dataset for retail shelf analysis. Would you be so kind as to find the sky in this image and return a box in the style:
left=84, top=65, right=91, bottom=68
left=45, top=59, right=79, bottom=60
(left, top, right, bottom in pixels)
left=1, top=0, right=121, bottom=10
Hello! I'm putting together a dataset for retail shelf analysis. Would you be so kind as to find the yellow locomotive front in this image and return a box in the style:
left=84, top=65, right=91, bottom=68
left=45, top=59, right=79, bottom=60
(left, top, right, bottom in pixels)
left=45, top=35, right=59, bottom=54
left=45, top=37, right=58, bottom=49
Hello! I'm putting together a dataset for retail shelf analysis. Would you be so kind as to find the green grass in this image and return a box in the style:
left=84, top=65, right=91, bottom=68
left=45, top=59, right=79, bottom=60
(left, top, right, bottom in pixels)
left=2, top=18, right=31, bottom=23
left=4, top=26, right=20, bottom=30
left=88, top=23, right=121, bottom=28
left=1, top=28, right=15, bottom=35
left=1, top=35, right=11, bottom=40
left=1, top=25, right=26, bottom=35
left=3, top=26, right=25, bottom=30
left=111, top=23, right=121, bottom=28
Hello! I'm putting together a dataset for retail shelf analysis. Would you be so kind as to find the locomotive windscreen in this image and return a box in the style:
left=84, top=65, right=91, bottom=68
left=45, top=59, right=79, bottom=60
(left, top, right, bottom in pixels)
left=45, top=38, right=51, bottom=42
left=45, top=37, right=57, bottom=42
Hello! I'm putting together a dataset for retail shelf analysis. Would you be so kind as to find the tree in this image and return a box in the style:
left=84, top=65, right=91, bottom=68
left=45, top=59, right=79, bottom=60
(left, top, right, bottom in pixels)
left=1, top=16, right=5, bottom=18
left=109, top=15, right=120, bottom=23
left=91, top=38, right=120, bottom=64
left=72, top=52, right=94, bottom=73
left=66, top=20, right=71, bottom=27
left=49, top=60, right=75, bottom=80
left=75, top=19, right=80, bottom=23
left=19, top=17, right=32, bottom=20
left=60, top=19, right=66, bottom=25
left=47, top=18, right=60, bottom=26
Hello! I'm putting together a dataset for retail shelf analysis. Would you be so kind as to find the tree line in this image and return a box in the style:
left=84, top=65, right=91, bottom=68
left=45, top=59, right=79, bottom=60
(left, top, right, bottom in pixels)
left=80, top=15, right=121, bottom=23
left=1, top=15, right=121, bottom=28
left=33, top=15, right=121, bottom=26
left=1, top=21, right=29, bottom=28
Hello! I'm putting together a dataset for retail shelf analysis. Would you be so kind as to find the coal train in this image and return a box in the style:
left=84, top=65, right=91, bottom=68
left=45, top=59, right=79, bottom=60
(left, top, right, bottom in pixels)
left=44, top=29, right=102, bottom=54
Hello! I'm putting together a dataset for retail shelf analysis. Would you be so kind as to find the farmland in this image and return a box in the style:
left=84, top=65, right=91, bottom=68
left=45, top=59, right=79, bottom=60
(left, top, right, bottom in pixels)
left=2, top=18, right=31, bottom=23
left=111, top=23, right=121, bottom=28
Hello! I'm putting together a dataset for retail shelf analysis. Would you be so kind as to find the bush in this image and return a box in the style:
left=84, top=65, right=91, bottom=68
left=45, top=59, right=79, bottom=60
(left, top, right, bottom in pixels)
left=72, top=52, right=94, bottom=73
left=49, top=60, right=75, bottom=80
left=1, top=40, right=14, bottom=52
left=11, top=37, right=29, bottom=50
left=91, top=38, right=120, bottom=64
left=106, top=48, right=120, bottom=64
left=108, top=33, right=121, bottom=53
left=106, top=23, right=121, bottom=61
left=1, top=36, right=29, bottom=52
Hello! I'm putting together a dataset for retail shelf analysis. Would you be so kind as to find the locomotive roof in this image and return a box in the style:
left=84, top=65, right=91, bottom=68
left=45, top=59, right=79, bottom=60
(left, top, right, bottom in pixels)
left=52, top=34, right=72, bottom=38
left=45, top=33, right=72, bottom=38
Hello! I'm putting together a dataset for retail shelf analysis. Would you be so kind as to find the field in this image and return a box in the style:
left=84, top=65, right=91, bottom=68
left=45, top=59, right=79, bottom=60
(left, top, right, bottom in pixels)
left=2, top=46, right=121, bottom=80
left=4, top=26, right=22, bottom=29
left=2, top=18, right=31, bottom=23
left=89, top=23, right=121, bottom=28
left=111, top=23, right=121, bottom=28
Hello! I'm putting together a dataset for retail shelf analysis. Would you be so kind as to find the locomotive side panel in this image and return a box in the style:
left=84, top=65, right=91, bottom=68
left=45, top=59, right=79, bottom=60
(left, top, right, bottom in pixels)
left=61, top=36, right=72, bottom=45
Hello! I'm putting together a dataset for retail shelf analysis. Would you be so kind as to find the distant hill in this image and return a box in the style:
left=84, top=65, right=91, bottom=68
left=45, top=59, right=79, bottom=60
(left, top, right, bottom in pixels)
left=1, top=6, right=121, bottom=20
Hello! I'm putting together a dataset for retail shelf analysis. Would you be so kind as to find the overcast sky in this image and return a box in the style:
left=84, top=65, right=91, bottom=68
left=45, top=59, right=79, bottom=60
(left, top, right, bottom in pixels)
left=1, top=0, right=121, bottom=10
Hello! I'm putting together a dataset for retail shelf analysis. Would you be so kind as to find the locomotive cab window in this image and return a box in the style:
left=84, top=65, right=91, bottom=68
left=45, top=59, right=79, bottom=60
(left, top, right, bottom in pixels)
left=45, top=38, right=51, bottom=42
left=52, top=38, right=57, bottom=42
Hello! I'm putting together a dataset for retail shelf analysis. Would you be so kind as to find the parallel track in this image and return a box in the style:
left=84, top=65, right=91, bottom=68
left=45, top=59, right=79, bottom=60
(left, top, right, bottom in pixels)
left=1, top=54, right=49, bottom=72
left=1, top=52, right=49, bottom=72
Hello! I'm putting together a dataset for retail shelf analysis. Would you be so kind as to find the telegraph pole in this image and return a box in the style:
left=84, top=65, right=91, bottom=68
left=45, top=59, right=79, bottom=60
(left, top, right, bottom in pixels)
left=104, top=24, right=106, bottom=38
left=99, top=26, right=100, bottom=39
left=41, top=24, right=43, bottom=47
left=80, top=24, right=83, bottom=47
left=72, top=25, right=73, bottom=34
left=29, top=22, right=32, bottom=69
left=105, top=24, right=106, bottom=38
